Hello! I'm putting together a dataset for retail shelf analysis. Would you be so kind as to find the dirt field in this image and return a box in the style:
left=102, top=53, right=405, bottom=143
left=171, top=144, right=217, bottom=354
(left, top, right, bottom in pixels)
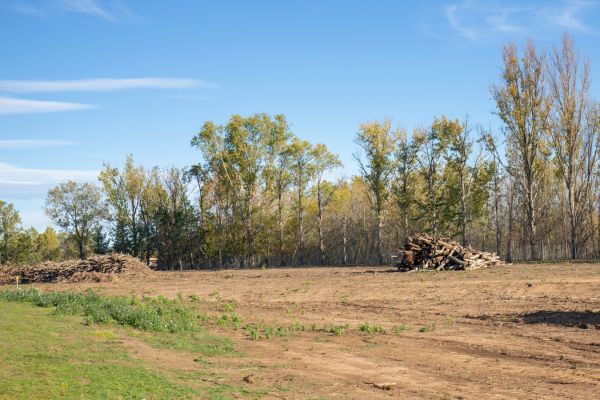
left=35, top=263, right=600, bottom=399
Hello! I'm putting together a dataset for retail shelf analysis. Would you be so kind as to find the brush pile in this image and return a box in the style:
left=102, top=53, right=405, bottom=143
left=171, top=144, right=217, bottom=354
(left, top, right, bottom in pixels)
left=393, top=234, right=501, bottom=272
left=0, top=254, right=152, bottom=284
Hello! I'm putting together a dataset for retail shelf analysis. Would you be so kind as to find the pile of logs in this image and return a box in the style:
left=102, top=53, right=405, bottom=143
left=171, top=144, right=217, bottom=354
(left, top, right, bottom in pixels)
left=392, top=234, right=502, bottom=272
left=0, top=254, right=152, bottom=285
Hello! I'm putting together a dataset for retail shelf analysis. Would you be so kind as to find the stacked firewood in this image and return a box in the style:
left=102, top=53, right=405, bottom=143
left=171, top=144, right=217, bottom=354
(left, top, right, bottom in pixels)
left=0, top=254, right=152, bottom=285
left=392, top=234, right=501, bottom=272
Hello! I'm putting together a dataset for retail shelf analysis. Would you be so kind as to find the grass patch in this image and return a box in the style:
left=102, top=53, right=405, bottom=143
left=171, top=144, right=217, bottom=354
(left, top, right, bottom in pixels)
left=392, top=324, right=408, bottom=334
left=0, top=301, right=196, bottom=400
left=0, top=287, right=196, bottom=333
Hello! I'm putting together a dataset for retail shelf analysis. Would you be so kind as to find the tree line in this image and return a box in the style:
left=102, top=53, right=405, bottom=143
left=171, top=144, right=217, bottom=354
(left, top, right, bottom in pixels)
left=1, top=34, right=598, bottom=268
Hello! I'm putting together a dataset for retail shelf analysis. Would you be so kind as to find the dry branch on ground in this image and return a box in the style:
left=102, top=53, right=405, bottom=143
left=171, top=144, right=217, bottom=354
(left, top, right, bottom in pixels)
left=0, top=254, right=152, bottom=284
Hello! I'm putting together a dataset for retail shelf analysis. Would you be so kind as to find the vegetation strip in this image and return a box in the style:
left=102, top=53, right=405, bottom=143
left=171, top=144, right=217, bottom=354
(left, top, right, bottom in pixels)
left=0, top=288, right=197, bottom=332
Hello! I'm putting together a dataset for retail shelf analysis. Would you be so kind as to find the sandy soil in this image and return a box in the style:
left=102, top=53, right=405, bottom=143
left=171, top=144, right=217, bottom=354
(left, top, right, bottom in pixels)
left=36, top=263, right=600, bottom=399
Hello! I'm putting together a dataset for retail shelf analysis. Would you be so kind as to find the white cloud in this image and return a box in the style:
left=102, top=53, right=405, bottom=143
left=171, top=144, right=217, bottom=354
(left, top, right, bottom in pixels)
left=0, top=78, right=216, bottom=93
left=0, top=162, right=98, bottom=186
left=0, top=140, right=76, bottom=149
left=445, top=4, right=479, bottom=40
left=444, top=0, right=598, bottom=41
left=0, top=97, right=94, bottom=114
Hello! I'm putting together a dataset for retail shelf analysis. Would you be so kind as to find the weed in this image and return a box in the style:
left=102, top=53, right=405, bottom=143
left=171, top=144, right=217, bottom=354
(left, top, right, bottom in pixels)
left=210, top=290, right=222, bottom=301
left=419, top=322, right=436, bottom=333
left=322, top=324, right=346, bottom=336
left=243, top=321, right=307, bottom=340
left=359, top=323, right=386, bottom=334
left=198, top=312, right=211, bottom=323
left=290, top=321, right=306, bottom=332
left=392, top=324, right=408, bottom=334
left=0, top=288, right=197, bottom=333
left=217, top=313, right=229, bottom=326
left=247, top=325, right=261, bottom=340
left=189, top=294, right=202, bottom=302
left=231, top=313, right=243, bottom=328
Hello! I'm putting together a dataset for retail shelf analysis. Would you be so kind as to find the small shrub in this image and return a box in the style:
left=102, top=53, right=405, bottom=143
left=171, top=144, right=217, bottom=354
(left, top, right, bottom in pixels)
left=392, top=324, right=408, bottom=334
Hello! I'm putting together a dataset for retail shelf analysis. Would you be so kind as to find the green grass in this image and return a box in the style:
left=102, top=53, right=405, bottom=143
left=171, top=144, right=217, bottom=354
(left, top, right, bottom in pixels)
left=0, top=287, right=196, bottom=333
left=0, top=301, right=196, bottom=400
left=0, top=291, right=269, bottom=400
left=131, top=330, right=235, bottom=356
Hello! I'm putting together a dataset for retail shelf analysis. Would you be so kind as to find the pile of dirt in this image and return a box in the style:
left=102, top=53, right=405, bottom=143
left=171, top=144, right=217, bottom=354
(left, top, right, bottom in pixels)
left=0, top=254, right=152, bottom=284
left=392, top=234, right=502, bottom=272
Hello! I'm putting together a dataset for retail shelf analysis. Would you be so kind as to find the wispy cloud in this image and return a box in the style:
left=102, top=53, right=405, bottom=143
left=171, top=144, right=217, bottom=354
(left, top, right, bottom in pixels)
left=443, top=0, right=598, bottom=41
left=5, top=0, right=132, bottom=21
left=55, top=0, right=114, bottom=21
left=0, top=162, right=98, bottom=186
left=445, top=4, right=479, bottom=40
left=0, top=78, right=216, bottom=93
left=6, top=2, right=46, bottom=17
left=543, top=0, right=595, bottom=30
left=0, top=97, right=94, bottom=115
left=0, top=140, right=76, bottom=149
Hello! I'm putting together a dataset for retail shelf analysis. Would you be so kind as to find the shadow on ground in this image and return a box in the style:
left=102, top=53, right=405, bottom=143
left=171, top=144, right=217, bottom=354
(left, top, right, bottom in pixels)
left=520, top=311, right=600, bottom=329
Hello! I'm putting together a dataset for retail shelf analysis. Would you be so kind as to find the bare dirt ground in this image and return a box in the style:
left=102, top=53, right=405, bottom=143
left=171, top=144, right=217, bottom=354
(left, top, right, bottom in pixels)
left=35, top=263, right=600, bottom=399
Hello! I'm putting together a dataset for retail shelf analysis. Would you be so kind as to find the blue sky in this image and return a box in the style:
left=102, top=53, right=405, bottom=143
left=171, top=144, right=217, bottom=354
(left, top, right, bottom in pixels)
left=1, top=0, right=599, bottom=230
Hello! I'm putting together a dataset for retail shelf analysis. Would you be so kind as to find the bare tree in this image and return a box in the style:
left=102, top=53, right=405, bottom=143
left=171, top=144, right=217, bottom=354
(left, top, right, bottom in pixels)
left=548, top=33, right=598, bottom=259
left=492, top=41, right=552, bottom=260
left=289, top=138, right=315, bottom=265
left=311, top=143, right=342, bottom=265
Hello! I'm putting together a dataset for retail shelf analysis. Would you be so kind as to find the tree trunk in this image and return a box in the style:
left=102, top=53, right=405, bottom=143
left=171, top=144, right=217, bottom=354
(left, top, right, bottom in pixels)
left=506, top=180, right=514, bottom=262
left=342, top=215, right=348, bottom=265
left=376, top=205, right=384, bottom=265
left=278, top=193, right=285, bottom=266
left=317, top=188, right=324, bottom=265
left=77, top=238, right=85, bottom=260
left=298, top=186, right=305, bottom=265
left=494, top=171, right=501, bottom=256
left=460, top=170, right=468, bottom=246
